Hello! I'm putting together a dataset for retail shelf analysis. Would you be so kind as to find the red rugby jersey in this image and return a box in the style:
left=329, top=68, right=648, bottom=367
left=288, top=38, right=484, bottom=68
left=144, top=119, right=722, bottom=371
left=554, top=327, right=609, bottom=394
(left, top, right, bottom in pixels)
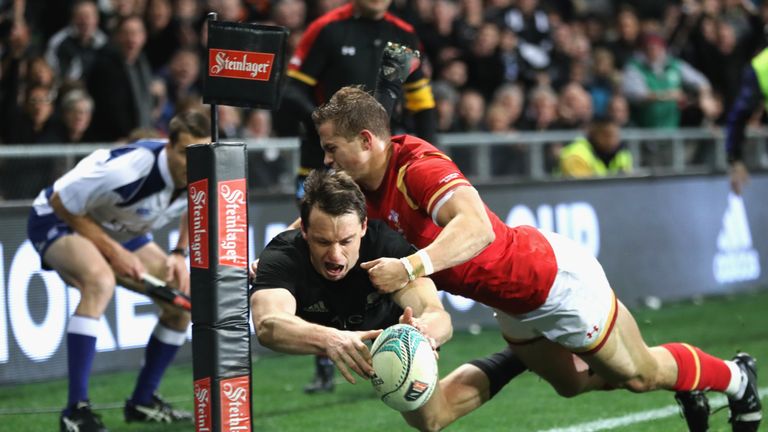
left=365, top=135, right=558, bottom=314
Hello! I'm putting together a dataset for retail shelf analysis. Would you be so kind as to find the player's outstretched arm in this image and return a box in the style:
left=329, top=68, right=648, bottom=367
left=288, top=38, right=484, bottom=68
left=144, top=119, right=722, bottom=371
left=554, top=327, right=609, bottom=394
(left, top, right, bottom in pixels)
left=420, top=186, right=494, bottom=273
left=49, top=191, right=146, bottom=280
left=251, top=288, right=381, bottom=383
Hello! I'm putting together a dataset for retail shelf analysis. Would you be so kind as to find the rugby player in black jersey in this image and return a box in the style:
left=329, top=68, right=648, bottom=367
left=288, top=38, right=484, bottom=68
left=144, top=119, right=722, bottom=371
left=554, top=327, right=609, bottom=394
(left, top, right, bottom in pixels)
left=250, top=170, right=525, bottom=429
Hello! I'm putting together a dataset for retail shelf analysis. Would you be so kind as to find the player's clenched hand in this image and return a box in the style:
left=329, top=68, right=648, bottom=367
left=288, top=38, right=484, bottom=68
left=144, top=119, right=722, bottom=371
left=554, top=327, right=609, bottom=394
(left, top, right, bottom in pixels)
left=325, top=329, right=382, bottom=384
left=109, top=248, right=146, bottom=281
left=165, top=253, right=190, bottom=295
left=361, top=258, right=409, bottom=293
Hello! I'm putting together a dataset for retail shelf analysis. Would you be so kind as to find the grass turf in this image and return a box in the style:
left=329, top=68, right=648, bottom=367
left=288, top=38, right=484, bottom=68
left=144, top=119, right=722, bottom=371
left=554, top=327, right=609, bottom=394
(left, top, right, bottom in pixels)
left=1, top=289, right=766, bottom=431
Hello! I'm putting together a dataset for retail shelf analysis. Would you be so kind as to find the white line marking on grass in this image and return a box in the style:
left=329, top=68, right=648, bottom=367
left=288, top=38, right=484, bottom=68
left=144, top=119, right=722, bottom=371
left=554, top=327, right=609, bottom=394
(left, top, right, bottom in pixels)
left=539, top=386, right=767, bottom=432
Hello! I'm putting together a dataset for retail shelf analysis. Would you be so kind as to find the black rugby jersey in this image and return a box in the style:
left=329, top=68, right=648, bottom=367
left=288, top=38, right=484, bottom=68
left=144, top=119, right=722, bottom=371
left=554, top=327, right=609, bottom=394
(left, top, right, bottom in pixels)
left=250, top=220, right=416, bottom=330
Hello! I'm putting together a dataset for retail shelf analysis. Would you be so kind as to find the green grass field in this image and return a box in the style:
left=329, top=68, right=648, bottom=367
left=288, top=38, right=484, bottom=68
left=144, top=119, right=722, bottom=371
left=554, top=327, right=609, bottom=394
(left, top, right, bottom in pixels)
left=2, top=289, right=767, bottom=431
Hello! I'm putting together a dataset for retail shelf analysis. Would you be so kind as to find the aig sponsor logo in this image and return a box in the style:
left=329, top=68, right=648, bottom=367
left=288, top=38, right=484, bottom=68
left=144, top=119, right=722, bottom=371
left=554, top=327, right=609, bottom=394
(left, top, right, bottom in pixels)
left=208, top=49, right=274, bottom=81
left=218, top=179, right=247, bottom=268
left=189, top=179, right=209, bottom=269
left=220, top=375, right=251, bottom=432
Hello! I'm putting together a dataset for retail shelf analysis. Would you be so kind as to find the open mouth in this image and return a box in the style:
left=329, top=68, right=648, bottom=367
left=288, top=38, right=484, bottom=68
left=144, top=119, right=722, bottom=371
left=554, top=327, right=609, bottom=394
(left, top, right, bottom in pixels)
left=324, top=262, right=344, bottom=277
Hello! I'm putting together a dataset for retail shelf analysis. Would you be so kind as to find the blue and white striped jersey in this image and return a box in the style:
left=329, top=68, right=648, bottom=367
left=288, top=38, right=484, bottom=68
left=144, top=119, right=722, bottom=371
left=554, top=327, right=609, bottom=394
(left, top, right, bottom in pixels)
left=32, top=140, right=187, bottom=243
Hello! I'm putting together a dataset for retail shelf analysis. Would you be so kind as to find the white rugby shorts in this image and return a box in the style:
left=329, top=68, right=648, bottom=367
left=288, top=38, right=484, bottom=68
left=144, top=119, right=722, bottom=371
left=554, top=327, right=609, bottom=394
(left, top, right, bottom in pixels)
left=493, top=230, right=618, bottom=353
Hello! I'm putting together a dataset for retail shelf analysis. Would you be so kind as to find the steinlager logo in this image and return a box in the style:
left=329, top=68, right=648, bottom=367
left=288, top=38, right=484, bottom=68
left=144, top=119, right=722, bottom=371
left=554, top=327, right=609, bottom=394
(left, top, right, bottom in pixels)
left=194, top=377, right=211, bottom=432
left=221, top=375, right=251, bottom=432
left=208, top=49, right=274, bottom=81
left=218, top=179, right=247, bottom=267
left=188, top=179, right=209, bottom=269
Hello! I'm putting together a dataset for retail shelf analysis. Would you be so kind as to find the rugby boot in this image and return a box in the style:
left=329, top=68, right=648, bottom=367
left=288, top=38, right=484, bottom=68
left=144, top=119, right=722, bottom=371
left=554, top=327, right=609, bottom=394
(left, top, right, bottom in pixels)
left=379, top=42, right=421, bottom=85
left=304, top=355, right=335, bottom=394
left=124, top=393, right=193, bottom=423
left=728, top=353, right=762, bottom=432
left=675, top=390, right=710, bottom=432
left=60, top=400, right=108, bottom=432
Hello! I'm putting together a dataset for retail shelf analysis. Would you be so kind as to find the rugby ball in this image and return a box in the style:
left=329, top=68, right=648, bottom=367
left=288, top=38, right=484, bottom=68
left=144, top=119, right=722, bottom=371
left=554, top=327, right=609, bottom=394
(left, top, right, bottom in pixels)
left=369, top=324, right=438, bottom=412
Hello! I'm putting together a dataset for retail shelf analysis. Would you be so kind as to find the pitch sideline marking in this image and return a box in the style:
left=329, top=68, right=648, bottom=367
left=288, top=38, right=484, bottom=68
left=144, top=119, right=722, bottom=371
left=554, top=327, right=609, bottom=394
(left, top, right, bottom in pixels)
left=539, top=386, right=767, bottom=432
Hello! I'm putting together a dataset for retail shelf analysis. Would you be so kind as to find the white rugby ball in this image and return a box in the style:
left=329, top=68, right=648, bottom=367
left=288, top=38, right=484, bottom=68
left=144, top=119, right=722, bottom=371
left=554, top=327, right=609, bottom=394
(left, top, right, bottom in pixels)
left=369, top=324, right=438, bottom=412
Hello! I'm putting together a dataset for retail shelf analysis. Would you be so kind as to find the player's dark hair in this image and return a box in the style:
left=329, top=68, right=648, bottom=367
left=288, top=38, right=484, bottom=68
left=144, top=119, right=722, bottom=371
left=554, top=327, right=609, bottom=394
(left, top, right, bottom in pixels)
left=169, top=109, right=210, bottom=144
left=312, top=86, right=390, bottom=140
left=300, top=169, right=367, bottom=229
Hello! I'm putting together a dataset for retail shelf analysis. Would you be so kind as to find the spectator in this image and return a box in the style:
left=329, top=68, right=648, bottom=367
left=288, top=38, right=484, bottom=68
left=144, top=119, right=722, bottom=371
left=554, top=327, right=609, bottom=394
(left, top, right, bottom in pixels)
left=437, top=57, right=469, bottom=90
left=455, top=88, right=486, bottom=132
left=144, top=0, right=182, bottom=73
left=559, top=117, right=633, bottom=178
left=451, top=88, right=486, bottom=174
left=521, top=84, right=558, bottom=131
left=416, top=0, right=463, bottom=69
left=58, top=88, right=94, bottom=143
left=555, top=82, right=592, bottom=129
left=271, top=0, right=307, bottom=33
left=244, top=109, right=286, bottom=189
left=497, top=0, right=553, bottom=60
left=607, top=5, right=641, bottom=69
left=464, top=22, right=505, bottom=101
left=162, top=47, right=202, bottom=114
left=587, top=47, right=621, bottom=118
left=44, top=0, right=108, bottom=83
left=5, top=83, right=60, bottom=144
left=607, top=93, right=633, bottom=127
left=432, top=80, right=460, bottom=132
left=87, top=15, right=152, bottom=141
left=622, top=32, right=717, bottom=128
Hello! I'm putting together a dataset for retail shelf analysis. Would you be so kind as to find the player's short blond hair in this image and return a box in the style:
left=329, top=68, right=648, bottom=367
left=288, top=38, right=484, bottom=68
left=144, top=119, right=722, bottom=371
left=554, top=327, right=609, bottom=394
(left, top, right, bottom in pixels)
left=312, top=86, right=390, bottom=140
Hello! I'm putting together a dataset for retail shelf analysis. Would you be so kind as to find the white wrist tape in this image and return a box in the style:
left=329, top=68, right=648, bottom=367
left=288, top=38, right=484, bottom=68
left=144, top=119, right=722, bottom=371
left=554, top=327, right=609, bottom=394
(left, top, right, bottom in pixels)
left=417, top=250, right=434, bottom=276
left=400, top=257, right=416, bottom=281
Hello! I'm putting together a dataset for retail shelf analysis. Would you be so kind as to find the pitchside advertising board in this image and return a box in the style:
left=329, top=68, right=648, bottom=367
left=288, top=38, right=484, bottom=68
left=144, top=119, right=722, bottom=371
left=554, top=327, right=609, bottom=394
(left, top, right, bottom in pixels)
left=1, top=174, right=768, bottom=385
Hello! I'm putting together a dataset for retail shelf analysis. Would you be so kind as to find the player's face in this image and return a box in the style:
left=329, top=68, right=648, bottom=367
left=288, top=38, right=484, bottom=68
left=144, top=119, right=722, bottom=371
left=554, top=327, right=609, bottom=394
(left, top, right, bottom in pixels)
left=302, top=208, right=367, bottom=281
left=354, top=0, right=392, bottom=19
left=166, top=132, right=210, bottom=188
left=318, top=122, right=369, bottom=182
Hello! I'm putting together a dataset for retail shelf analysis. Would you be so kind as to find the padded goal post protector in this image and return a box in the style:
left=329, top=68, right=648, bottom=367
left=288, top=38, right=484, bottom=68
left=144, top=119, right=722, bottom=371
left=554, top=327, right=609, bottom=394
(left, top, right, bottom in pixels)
left=204, top=20, right=289, bottom=109
left=187, top=143, right=252, bottom=432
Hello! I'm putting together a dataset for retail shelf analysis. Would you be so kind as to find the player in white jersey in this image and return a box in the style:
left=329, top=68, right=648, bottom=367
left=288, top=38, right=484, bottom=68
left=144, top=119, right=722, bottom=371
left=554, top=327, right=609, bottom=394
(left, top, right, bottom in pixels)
left=27, top=110, right=210, bottom=432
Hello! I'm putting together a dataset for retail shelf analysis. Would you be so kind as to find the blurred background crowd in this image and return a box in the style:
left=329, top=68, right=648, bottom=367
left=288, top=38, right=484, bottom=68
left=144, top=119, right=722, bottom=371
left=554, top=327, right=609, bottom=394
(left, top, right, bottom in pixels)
left=1, top=0, right=767, bottom=199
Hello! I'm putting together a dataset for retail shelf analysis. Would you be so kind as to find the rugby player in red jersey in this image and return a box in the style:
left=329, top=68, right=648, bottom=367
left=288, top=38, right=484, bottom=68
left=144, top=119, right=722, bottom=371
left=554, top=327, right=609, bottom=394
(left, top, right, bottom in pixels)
left=311, top=86, right=762, bottom=432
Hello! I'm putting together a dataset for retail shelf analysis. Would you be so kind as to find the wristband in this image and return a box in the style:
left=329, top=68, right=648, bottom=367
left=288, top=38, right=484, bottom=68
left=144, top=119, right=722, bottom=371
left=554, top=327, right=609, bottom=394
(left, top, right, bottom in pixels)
left=417, top=250, right=434, bottom=276
left=169, top=247, right=188, bottom=258
left=400, top=257, right=416, bottom=281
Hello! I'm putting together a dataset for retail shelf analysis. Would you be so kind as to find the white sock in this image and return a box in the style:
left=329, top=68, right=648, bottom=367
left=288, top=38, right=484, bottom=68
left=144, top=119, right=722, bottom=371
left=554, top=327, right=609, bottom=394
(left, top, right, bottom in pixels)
left=724, top=360, right=746, bottom=398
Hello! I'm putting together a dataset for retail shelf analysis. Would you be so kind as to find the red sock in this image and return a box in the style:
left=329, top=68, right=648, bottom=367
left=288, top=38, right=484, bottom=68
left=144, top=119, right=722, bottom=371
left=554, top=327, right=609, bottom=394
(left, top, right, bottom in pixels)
left=662, top=343, right=731, bottom=391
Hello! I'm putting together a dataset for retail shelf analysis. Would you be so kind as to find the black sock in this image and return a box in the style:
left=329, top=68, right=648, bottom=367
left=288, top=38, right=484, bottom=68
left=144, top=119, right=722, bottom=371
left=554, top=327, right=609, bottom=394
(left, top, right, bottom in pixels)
left=467, top=347, right=527, bottom=398
left=316, top=355, right=334, bottom=380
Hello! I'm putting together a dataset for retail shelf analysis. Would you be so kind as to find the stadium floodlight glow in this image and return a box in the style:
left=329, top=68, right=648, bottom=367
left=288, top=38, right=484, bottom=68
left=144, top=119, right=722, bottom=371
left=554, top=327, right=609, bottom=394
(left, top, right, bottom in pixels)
left=8, top=241, right=66, bottom=362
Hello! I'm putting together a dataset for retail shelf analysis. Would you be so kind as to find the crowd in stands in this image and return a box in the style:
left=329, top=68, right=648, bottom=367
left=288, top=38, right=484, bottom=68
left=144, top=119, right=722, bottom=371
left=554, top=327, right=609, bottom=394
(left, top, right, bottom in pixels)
left=1, top=0, right=767, bottom=198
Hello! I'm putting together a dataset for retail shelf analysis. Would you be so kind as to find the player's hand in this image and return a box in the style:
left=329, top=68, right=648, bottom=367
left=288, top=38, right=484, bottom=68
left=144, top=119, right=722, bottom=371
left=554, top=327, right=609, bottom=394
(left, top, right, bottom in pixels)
left=109, top=248, right=146, bottom=281
left=361, top=257, right=409, bottom=293
left=730, top=161, right=750, bottom=195
left=326, top=329, right=382, bottom=384
left=380, top=42, right=421, bottom=85
left=399, top=307, right=439, bottom=358
left=165, top=253, right=190, bottom=295
left=249, top=259, right=260, bottom=282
